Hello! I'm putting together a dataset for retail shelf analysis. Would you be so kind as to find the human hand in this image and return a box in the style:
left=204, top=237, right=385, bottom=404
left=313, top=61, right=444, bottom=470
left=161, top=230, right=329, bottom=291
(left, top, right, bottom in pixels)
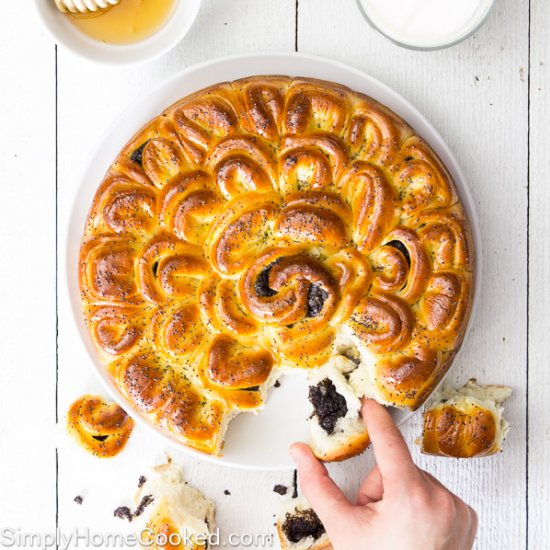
left=290, top=399, right=478, bottom=550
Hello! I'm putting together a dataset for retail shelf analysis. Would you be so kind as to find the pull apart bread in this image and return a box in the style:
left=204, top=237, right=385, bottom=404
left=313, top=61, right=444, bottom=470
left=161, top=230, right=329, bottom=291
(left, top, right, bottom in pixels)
left=134, top=463, right=215, bottom=549
left=79, top=76, right=474, bottom=460
left=277, top=497, right=332, bottom=550
left=422, top=379, right=512, bottom=458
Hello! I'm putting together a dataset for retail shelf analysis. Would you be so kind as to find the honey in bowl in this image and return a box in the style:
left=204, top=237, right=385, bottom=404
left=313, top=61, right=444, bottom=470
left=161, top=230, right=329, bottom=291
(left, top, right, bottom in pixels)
left=68, top=0, right=178, bottom=45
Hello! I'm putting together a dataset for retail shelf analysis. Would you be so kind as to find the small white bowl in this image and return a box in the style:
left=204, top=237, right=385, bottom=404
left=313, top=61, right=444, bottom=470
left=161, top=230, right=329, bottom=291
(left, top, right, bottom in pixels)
left=356, top=0, right=495, bottom=51
left=34, top=0, right=202, bottom=65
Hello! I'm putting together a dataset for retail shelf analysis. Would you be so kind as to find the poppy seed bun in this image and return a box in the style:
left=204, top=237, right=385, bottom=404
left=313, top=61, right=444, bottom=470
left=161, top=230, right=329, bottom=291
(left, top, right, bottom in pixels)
left=276, top=497, right=333, bottom=550
left=422, top=379, right=512, bottom=458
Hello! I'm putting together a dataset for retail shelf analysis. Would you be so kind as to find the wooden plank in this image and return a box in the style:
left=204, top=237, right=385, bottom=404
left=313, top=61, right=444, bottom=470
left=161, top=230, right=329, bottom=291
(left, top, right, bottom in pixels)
left=299, top=1, right=529, bottom=548
left=528, top=1, right=550, bottom=547
left=56, top=0, right=296, bottom=546
left=0, top=3, right=57, bottom=532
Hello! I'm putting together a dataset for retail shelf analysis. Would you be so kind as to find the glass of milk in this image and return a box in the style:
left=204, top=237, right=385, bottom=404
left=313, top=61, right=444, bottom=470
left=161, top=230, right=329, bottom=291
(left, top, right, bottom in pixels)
left=357, top=0, right=495, bottom=50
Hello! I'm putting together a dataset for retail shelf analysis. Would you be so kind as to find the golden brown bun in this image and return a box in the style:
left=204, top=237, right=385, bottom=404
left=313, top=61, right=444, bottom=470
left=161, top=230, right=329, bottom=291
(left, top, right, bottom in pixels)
left=421, top=379, right=512, bottom=458
left=314, top=431, right=370, bottom=463
left=67, top=395, right=134, bottom=458
left=79, top=76, right=474, bottom=457
left=276, top=497, right=333, bottom=550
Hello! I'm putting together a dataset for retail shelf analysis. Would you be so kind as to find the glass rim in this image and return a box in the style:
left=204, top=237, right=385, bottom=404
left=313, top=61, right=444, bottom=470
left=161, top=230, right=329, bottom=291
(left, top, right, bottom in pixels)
left=355, top=0, right=497, bottom=52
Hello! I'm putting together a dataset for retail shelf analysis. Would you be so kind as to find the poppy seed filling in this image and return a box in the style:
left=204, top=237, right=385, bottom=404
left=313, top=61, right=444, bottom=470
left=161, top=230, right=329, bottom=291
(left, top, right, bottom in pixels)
left=282, top=509, right=326, bottom=543
left=308, top=378, right=348, bottom=434
left=254, top=264, right=278, bottom=297
left=254, top=263, right=328, bottom=318
left=130, top=141, right=149, bottom=166
left=306, top=284, right=329, bottom=318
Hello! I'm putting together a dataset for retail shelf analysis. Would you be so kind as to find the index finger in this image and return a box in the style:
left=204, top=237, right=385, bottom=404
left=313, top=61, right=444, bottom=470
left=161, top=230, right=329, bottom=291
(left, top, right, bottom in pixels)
left=361, top=399, right=419, bottom=487
left=289, top=443, right=353, bottom=525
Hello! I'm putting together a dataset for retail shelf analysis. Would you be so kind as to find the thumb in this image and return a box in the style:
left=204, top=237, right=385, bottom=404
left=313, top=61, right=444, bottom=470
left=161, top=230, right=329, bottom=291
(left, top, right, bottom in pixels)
left=289, top=443, right=353, bottom=526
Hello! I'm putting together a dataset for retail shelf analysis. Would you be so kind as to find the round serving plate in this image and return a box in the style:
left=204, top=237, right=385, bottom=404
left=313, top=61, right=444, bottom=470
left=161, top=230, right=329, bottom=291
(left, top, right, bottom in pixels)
left=67, top=53, right=482, bottom=470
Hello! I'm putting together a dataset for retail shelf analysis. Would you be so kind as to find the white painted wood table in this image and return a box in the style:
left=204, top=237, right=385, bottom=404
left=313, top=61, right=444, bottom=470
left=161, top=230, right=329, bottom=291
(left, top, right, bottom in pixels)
left=1, top=1, right=548, bottom=548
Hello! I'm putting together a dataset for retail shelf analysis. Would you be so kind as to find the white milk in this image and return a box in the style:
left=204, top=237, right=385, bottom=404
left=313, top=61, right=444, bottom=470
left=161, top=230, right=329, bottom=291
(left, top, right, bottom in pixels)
left=359, top=0, right=494, bottom=48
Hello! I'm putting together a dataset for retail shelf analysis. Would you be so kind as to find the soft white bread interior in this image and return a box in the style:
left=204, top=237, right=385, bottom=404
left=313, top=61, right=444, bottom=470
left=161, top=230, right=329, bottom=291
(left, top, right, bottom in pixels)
left=307, top=354, right=370, bottom=462
left=276, top=496, right=332, bottom=550
left=422, top=379, right=512, bottom=458
left=334, top=327, right=385, bottom=405
left=134, top=462, right=215, bottom=549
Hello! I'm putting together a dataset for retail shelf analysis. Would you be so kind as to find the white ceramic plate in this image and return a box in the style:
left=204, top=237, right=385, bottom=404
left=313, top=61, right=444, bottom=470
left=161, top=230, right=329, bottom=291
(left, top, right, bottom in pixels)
left=67, top=53, right=481, bottom=470
left=34, top=0, right=202, bottom=65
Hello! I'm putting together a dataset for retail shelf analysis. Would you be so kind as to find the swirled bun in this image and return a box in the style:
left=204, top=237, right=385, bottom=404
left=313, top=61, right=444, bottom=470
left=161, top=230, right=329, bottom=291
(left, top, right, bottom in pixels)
left=133, top=463, right=215, bottom=550
left=307, top=355, right=369, bottom=461
left=79, top=76, right=474, bottom=459
left=276, top=497, right=332, bottom=550
left=67, top=395, right=134, bottom=458
left=421, top=379, right=512, bottom=458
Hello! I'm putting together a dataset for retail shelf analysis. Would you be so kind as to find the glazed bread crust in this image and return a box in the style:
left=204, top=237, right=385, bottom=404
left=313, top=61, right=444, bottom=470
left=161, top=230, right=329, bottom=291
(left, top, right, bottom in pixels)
left=79, top=76, right=474, bottom=457
left=422, top=380, right=512, bottom=458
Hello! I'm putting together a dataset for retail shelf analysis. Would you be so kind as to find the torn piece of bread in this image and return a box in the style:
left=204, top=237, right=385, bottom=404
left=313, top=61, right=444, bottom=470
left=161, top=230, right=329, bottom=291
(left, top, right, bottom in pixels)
left=422, top=379, right=512, bottom=458
left=277, top=497, right=333, bottom=550
left=134, top=462, right=215, bottom=549
left=307, top=355, right=370, bottom=462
